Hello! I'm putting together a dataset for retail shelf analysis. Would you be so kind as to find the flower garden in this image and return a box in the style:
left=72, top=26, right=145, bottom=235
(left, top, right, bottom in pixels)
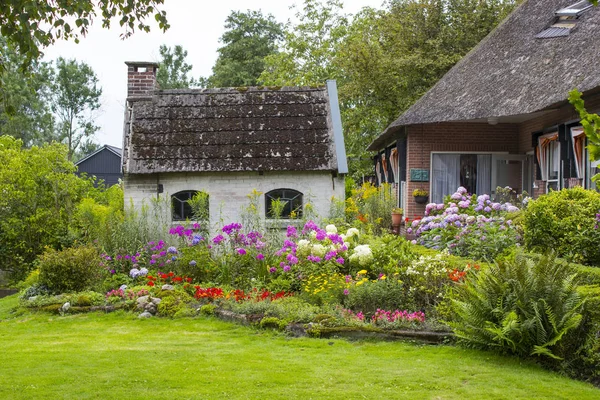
left=5, top=179, right=600, bottom=390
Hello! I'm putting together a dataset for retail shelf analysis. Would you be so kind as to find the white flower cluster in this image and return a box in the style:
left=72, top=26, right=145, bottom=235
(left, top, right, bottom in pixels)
left=345, top=228, right=360, bottom=238
left=311, top=244, right=327, bottom=258
left=325, top=224, right=338, bottom=233
left=349, top=244, right=373, bottom=267
left=296, top=239, right=312, bottom=258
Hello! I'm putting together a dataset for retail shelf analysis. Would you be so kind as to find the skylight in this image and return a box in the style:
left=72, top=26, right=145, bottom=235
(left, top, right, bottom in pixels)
left=536, top=1, right=593, bottom=39
left=555, top=1, right=593, bottom=17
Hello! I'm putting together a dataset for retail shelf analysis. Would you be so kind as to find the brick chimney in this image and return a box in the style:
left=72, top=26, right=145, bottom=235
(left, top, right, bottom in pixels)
left=125, top=61, right=159, bottom=98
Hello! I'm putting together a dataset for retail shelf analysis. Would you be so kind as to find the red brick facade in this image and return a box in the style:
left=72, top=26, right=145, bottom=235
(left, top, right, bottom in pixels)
left=404, top=122, right=519, bottom=219
left=396, top=94, right=600, bottom=219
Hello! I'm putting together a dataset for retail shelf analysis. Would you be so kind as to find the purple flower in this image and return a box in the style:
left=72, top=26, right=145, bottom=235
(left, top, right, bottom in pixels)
left=286, top=226, right=298, bottom=238
left=324, top=251, right=337, bottom=261
left=269, top=267, right=277, bottom=273
left=302, top=220, right=319, bottom=234
left=193, top=222, right=201, bottom=230
left=286, top=253, right=299, bottom=265
left=283, top=265, right=291, bottom=272
left=212, top=234, right=225, bottom=244
left=315, top=229, right=327, bottom=241
left=236, top=248, right=247, bottom=255
left=307, top=255, right=322, bottom=263
left=484, top=206, right=492, bottom=213
left=256, top=253, right=265, bottom=261
left=343, top=289, right=349, bottom=296
left=336, top=257, right=345, bottom=264
left=189, top=260, right=197, bottom=266
left=150, top=259, right=156, bottom=265
left=222, top=223, right=242, bottom=235
left=110, top=269, right=116, bottom=274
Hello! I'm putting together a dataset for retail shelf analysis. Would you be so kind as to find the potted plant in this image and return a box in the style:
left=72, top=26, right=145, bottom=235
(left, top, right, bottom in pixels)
left=391, top=207, right=403, bottom=226
left=413, top=189, right=429, bottom=204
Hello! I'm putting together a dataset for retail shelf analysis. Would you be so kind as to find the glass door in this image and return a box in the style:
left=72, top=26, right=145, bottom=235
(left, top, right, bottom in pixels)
left=491, top=154, right=526, bottom=196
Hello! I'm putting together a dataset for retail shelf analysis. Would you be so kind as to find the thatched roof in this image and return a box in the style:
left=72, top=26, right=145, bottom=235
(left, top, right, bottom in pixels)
left=123, top=84, right=347, bottom=174
left=368, top=0, right=600, bottom=151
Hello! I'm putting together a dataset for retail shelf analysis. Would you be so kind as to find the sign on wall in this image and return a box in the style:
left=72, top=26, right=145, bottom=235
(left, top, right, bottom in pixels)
left=410, top=168, right=430, bottom=182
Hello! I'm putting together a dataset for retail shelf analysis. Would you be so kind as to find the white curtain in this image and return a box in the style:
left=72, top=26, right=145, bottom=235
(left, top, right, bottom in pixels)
left=571, top=127, right=585, bottom=179
left=476, top=155, right=492, bottom=195
left=537, top=132, right=558, bottom=181
left=432, top=154, right=460, bottom=203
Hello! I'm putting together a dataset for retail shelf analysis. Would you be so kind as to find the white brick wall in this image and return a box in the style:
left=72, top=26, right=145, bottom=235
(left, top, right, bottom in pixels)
left=124, top=171, right=344, bottom=229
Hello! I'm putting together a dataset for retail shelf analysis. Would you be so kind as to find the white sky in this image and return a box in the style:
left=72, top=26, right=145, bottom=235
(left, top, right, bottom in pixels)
left=42, top=0, right=384, bottom=148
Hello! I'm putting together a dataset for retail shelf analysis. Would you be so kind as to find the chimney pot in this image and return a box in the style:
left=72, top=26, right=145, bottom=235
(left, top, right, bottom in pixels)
left=125, top=61, right=159, bottom=98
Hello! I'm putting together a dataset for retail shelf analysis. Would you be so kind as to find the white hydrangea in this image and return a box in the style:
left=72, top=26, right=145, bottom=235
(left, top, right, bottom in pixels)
left=296, top=239, right=311, bottom=257
left=345, top=228, right=360, bottom=238
left=311, top=244, right=327, bottom=258
left=325, top=224, right=338, bottom=234
left=349, top=244, right=373, bottom=267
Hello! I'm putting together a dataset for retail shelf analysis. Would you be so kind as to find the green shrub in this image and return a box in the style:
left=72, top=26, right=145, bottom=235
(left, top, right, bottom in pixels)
left=259, top=316, right=287, bottom=330
left=523, top=187, right=600, bottom=265
left=156, top=291, right=193, bottom=317
left=450, top=253, right=587, bottom=364
left=344, top=279, right=408, bottom=316
left=38, top=245, right=101, bottom=294
left=199, top=304, right=216, bottom=316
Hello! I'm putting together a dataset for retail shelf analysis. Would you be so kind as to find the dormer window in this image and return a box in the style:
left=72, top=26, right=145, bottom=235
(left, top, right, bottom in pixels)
left=536, top=1, right=593, bottom=39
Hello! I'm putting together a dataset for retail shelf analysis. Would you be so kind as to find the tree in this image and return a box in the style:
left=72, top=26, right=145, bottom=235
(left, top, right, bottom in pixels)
left=52, top=58, right=102, bottom=161
left=0, top=1, right=169, bottom=63
left=261, top=0, right=521, bottom=178
left=156, top=45, right=203, bottom=89
left=207, top=10, right=283, bottom=87
left=0, top=38, right=55, bottom=146
left=259, top=0, right=348, bottom=86
left=0, top=136, right=98, bottom=281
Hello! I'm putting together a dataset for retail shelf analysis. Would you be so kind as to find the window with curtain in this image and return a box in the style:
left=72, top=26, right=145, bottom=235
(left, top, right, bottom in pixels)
left=431, top=153, right=493, bottom=204
left=536, top=132, right=559, bottom=181
left=571, top=126, right=585, bottom=179
left=389, top=148, right=399, bottom=183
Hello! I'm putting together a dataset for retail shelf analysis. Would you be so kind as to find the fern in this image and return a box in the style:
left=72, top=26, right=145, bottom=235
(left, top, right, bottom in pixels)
left=450, top=252, right=585, bottom=364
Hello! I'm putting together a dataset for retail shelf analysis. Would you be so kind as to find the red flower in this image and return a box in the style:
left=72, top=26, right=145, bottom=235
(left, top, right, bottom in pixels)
left=148, top=281, right=155, bottom=287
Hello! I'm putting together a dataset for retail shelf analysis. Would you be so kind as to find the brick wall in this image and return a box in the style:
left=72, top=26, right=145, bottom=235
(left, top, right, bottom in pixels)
left=405, top=122, right=519, bottom=219
left=126, top=62, right=159, bottom=97
left=124, top=171, right=345, bottom=232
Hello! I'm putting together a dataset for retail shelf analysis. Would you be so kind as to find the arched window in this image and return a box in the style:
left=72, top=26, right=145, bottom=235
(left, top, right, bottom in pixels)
left=265, top=189, right=303, bottom=219
left=171, top=190, right=198, bottom=221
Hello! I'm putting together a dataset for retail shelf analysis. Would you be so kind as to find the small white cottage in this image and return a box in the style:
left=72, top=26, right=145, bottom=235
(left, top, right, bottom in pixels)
left=122, top=62, right=347, bottom=226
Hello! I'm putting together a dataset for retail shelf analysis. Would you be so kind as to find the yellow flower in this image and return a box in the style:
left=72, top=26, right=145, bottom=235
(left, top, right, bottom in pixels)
left=379, top=275, right=387, bottom=280
left=358, top=270, right=367, bottom=275
left=356, top=281, right=364, bottom=286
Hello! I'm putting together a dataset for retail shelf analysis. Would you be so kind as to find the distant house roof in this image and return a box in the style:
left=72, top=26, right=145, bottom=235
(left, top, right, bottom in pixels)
left=123, top=82, right=347, bottom=174
left=75, top=145, right=122, bottom=165
left=368, top=0, right=600, bottom=150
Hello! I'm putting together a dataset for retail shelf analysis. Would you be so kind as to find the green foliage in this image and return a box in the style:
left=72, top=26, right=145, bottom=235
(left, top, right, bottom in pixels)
left=157, top=45, right=202, bottom=89
left=0, top=0, right=169, bottom=63
left=207, top=10, right=283, bottom=87
left=38, top=245, right=101, bottom=294
left=157, top=291, right=194, bottom=318
left=0, top=136, right=98, bottom=281
left=569, top=89, right=600, bottom=181
left=450, top=253, right=587, bottom=364
left=0, top=38, right=55, bottom=146
left=523, top=187, right=600, bottom=265
left=199, top=304, right=216, bottom=316
left=52, top=57, right=102, bottom=161
left=261, top=0, right=520, bottom=178
left=344, top=279, right=407, bottom=316
left=259, top=316, right=287, bottom=330
left=346, top=182, right=396, bottom=234
left=399, top=252, right=451, bottom=312
left=370, top=234, right=417, bottom=275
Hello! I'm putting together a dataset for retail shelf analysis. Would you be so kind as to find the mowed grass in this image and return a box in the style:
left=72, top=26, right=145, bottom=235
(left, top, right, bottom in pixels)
left=0, top=295, right=598, bottom=400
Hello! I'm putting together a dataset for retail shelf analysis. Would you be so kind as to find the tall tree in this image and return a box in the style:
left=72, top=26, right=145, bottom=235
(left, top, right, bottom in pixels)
left=259, top=0, right=348, bottom=86
left=261, top=0, right=522, bottom=178
left=0, top=1, right=169, bottom=63
left=156, top=45, right=203, bottom=89
left=52, top=58, right=102, bottom=161
left=208, top=10, right=283, bottom=87
left=0, top=38, right=55, bottom=146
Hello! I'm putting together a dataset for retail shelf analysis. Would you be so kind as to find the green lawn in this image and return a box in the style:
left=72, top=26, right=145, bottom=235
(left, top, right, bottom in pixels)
left=0, top=295, right=598, bottom=400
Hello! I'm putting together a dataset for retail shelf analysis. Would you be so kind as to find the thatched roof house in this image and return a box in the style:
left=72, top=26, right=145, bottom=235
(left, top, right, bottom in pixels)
left=122, top=62, right=347, bottom=225
left=368, top=0, right=600, bottom=218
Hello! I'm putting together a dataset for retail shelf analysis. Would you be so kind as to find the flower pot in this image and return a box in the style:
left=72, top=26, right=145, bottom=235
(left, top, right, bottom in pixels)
left=391, top=212, right=403, bottom=226
left=414, top=195, right=429, bottom=204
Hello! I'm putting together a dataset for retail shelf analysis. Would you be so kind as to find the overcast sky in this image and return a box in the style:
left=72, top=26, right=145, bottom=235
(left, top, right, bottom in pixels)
left=42, top=0, right=384, bottom=149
